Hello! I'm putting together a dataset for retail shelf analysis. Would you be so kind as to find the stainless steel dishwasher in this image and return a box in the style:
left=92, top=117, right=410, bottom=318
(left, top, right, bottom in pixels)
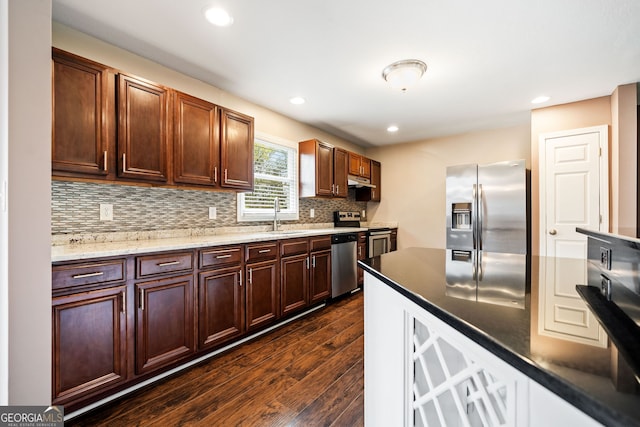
left=331, top=232, right=358, bottom=298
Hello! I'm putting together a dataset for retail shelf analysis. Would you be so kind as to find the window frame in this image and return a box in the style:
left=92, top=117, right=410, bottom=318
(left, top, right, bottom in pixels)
left=237, top=133, right=299, bottom=222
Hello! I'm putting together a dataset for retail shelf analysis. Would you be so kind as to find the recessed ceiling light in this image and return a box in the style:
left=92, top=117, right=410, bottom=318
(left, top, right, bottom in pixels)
left=204, top=7, right=234, bottom=27
left=531, top=95, right=550, bottom=104
left=289, top=96, right=305, bottom=105
left=387, top=125, right=399, bottom=132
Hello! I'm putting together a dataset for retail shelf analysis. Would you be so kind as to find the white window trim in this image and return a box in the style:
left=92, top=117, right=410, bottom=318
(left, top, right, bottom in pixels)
left=237, top=133, right=299, bottom=222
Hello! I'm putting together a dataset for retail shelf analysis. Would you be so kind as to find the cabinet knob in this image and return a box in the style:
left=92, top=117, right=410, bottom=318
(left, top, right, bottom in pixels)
left=549, top=229, right=557, bottom=235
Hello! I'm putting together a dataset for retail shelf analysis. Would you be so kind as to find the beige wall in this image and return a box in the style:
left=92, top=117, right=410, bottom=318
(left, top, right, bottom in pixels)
left=365, top=124, right=531, bottom=249
left=3, top=0, right=52, bottom=404
left=530, top=96, right=613, bottom=255
left=52, top=23, right=364, bottom=155
left=611, top=84, right=638, bottom=236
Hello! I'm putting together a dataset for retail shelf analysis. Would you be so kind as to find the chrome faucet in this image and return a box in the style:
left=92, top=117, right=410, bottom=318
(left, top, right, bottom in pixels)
left=273, top=197, right=280, bottom=231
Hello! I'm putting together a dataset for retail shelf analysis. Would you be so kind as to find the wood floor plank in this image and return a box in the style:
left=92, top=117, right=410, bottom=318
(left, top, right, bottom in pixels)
left=66, top=292, right=364, bottom=427
left=331, top=390, right=365, bottom=427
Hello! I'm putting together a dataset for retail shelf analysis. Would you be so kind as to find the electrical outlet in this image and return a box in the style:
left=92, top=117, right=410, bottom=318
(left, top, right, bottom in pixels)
left=100, top=203, right=113, bottom=221
left=362, top=210, right=366, bottom=219
left=310, top=208, right=315, bottom=218
left=209, top=207, right=217, bottom=220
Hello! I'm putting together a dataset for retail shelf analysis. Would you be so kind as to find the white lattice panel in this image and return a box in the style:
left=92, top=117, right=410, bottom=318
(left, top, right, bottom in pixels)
left=412, top=315, right=515, bottom=427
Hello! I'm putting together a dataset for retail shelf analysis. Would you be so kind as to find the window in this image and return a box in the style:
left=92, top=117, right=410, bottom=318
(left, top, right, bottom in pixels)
left=237, top=137, right=298, bottom=222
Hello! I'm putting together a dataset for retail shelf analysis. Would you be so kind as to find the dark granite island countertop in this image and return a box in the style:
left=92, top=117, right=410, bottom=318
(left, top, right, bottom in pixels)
left=359, top=247, right=640, bottom=427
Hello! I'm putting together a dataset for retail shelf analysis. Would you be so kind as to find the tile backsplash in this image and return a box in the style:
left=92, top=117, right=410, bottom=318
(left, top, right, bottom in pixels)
left=52, top=181, right=367, bottom=235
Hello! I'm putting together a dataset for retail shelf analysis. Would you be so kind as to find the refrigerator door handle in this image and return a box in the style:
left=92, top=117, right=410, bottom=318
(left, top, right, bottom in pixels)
left=477, top=251, right=484, bottom=281
left=478, top=184, right=484, bottom=250
left=472, top=184, right=478, bottom=250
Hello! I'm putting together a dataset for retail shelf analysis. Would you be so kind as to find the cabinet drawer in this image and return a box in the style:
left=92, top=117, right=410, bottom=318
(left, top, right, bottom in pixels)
left=246, top=242, right=278, bottom=263
left=136, top=251, right=194, bottom=278
left=310, top=236, right=331, bottom=251
left=358, top=232, right=368, bottom=244
left=52, top=259, right=126, bottom=290
left=200, top=246, right=243, bottom=269
left=280, top=238, right=309, bottom=257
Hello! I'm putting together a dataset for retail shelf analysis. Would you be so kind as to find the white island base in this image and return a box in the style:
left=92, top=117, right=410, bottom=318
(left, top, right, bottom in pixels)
left=363, top=272, right=602, bottom=427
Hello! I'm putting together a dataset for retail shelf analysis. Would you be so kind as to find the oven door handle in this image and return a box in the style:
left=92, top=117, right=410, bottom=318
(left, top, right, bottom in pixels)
left=369, top=230, right=391, bottom=236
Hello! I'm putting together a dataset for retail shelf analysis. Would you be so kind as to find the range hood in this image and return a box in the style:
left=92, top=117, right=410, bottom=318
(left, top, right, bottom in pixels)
left=347, top=174, right=376, bottom=188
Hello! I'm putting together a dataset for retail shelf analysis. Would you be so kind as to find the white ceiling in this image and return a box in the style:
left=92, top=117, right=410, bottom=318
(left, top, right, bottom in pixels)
left=52, top=0, right=640, bottom=147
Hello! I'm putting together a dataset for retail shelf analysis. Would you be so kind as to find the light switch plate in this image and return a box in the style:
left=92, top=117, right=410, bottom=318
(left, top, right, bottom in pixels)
left=310, top=208, right=315, bottom=218
left=209, top=207, right=217, bottom=219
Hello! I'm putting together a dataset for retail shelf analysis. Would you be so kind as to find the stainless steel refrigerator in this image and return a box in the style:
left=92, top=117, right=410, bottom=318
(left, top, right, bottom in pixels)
left=445, top=159, right=528, bottom=308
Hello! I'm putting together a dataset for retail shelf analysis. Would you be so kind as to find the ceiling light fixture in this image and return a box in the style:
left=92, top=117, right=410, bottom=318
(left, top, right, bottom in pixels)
left=387, top=125, right=399, bottom=132
left=289, top=96, right=305, bottom=105
left=204, top=7, right=234, bottom=27
left=531, top=95, right=550, bottom=104
left=382, top=59, right=427, bottom=92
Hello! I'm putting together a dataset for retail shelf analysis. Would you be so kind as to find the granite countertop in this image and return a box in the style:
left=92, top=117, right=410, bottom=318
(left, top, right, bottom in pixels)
left=51, top=226, right=370, bottom=262
left=359, top=247, right=640, bottom=427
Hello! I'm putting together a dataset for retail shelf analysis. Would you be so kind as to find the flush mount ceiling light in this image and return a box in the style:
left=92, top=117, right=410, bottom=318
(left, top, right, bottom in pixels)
left=204, top=6, right=234, bottom=27
left=382, top=59, right=427, bottom=92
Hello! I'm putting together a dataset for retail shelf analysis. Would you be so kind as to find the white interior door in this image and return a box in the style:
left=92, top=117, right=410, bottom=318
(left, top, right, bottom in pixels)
left=538, top=126, right=608, bottom=347
left=539, top=125, right=608, bottom=258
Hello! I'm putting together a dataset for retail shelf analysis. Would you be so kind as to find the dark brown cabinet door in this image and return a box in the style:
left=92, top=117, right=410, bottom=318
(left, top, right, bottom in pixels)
left=220, top=108, right=254, bottom=190
left=357, top=233, right=367, bottom=286
left=52, top=285, right=127, bottom=405
left=333, top=147, right=348, bottom=198
left=299, top=139, right=334, bottom=198
left=309, top=249, right=331, bottom=304
left=348, top=152, right=371, bottom=179
left=370, top=160, right=381, bottom=201
left=174, top=91, right=219, bottom=186
left=316, top=141, right=334, bottom=196
left=198, top=267, right=244, bottom=349
left=246, top=260, right=279, bottom=330
left=117, top=73, right=170, bottom=182
left=280, top=253, right=309, bottom=316
left=135, top=275, right=195, bottom=374
left=52, top=48, right=112, bottom=177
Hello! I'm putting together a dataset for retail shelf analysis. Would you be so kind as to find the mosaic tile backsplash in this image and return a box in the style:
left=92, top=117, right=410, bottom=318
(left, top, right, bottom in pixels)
left=52, top=181, right=367, bottom=235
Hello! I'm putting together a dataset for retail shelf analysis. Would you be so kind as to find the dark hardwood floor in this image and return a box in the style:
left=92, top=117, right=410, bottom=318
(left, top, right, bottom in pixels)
left=67, top=291, right=364, bottom=427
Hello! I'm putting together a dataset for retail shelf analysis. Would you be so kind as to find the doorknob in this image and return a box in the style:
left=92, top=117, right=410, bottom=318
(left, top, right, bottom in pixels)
left=549, top=229, right=557, bottom=235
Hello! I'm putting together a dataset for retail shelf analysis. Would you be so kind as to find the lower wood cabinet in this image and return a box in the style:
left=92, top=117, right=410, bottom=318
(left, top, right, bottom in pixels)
left=309, top=249, right=331, bottom=304
left=135, top=275, right=196, bottom=374
left=246, top=259, right=279, bottom=330
left=52, top=285, right=127, bottom=405
left=198, top=266, right=244, bottom=350
left=52, top=235, right=336, bottom=411
left=280, top=253, right=309, bottom=316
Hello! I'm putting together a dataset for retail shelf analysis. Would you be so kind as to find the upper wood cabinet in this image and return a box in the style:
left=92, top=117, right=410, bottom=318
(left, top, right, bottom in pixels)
left=299, top=139, right=335, bottom=198
left=348, top=152, right=371, bottom=179
left=52, top=48, right=113, bottom=178
left=333, top=147, right=348, bottom=198
left=173, top=91, right=219, bottom=186
left=220, top=108, right=254, bottom=191
left=356, top=159, right=381, bottom=202
left=52, top=49, right=255, bottom=192
left=117, top=73, right=170, bottom=183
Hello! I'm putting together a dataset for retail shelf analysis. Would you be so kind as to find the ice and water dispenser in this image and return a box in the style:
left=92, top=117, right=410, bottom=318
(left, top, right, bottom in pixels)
left=451, top=203, right=472, bottom=230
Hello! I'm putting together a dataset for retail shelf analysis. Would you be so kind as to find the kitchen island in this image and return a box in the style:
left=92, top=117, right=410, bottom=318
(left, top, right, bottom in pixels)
left=359, top=248, right=640, bottom=427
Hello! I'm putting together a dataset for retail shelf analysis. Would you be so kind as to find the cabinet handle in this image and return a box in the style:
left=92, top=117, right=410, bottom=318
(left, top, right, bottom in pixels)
left=239, top=270, right=242, bottom=287
left=372, top=190, right=376, bottom=199
left=72, top=271, right=104, bottom=279
left=121, top=290, right=126, bottom=313
left=103, top=151, right=108, bottom=171
left=224, top=169, right=228, bottom=183
left=258, top=249, right=271, bottom=254
left=157, top=260, right=180, bottom=267
left=312, top=255, right=316, bottom=268
left=122, top=153, right=126, bottom=172
left=306, top=257, right=310, bottom=269
left=248, top=268, right=253, bottom=284
left=216, top=254, right=232, bottom=259
left=139, top=288, right=144, bottom=311
left=358, top=246, right=362, bottom=257
left=332, top=183, right=335, bottom=195
left=214, top=166, right=218, bottom=183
